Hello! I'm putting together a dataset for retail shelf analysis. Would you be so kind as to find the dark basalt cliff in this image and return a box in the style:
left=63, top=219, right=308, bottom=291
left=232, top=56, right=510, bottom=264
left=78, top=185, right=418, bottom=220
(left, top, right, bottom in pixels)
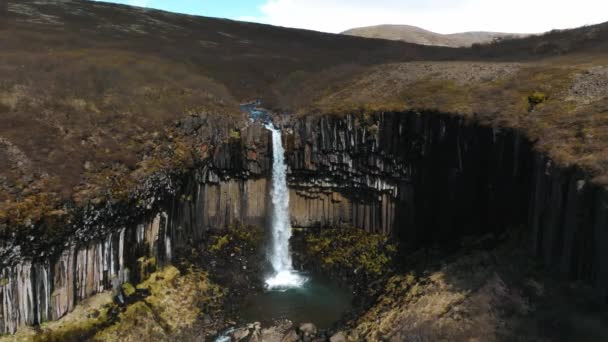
left=2, top=111, right=608, bottom=334
left=284, top=113, right=608, bottom=293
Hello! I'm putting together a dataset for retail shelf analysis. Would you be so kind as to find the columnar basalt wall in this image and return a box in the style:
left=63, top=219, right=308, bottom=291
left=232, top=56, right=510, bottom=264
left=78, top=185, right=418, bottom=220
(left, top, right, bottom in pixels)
left=283, top=112, right=533, bottom=243
left=0, top=122, right=272, bottom=334
left=528, top=154, right=608, bottom=295
left=282, top=112, right=608, bottom=299
left=0, top=172, right=271, bottom=334
left=0, top=216, right=160, bottom=334
left=288, top=188, right=395, bottom=234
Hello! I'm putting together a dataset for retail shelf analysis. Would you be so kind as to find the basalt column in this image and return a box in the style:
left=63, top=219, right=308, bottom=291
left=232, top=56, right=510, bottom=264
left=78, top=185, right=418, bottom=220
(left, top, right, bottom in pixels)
left=283, top=112, right=533, bottom=243
left=282, top=111, right=608, bottom=299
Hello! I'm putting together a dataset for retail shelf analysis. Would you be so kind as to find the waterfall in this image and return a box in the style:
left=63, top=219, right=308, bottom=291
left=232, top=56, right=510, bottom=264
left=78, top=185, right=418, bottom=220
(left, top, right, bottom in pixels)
left=264, top=124, right=306, bottom=289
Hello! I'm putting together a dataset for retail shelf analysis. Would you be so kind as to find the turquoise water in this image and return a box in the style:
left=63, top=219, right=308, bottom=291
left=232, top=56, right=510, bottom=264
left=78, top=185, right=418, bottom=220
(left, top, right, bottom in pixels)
left=239, top=273, right=353, bottom=329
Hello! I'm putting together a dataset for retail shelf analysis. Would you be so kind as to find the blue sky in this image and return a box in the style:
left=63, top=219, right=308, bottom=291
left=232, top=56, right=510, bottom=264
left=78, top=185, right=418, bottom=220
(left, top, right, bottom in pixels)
left=96, top=0, right=264, bottom=18
left=94, top=0, right=608, bottom=34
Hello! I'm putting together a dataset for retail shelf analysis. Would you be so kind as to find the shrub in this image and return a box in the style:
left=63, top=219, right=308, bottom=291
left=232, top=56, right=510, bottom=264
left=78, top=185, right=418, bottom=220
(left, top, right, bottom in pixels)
left=229, top=129, right=241, bottom=140
left=210, top=235, right=230, bottom=252
left=527, top=91, right=548, bottom=111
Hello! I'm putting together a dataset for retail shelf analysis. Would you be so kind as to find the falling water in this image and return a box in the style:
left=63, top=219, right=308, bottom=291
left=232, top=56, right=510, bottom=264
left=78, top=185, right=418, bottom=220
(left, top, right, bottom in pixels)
left=264, top=123, right=306, bottom=290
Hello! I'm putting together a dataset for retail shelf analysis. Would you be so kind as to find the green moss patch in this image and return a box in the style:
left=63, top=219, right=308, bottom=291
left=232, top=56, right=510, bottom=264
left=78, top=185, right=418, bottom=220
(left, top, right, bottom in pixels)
left=527, top=91, right=548, bottom=111
left=207, top=224, right=264, bottom=255
left=4, top=292, right=118, bottom=342
left=305, top=228, right=397, bottom=278
left=94, top=266, right=225, bottom=341
left=210, top=235, right=230, bottom=252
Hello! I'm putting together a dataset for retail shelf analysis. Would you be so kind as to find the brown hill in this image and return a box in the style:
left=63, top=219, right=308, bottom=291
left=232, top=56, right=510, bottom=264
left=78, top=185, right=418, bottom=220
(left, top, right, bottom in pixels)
left=342, top=24, right=529, bottom=47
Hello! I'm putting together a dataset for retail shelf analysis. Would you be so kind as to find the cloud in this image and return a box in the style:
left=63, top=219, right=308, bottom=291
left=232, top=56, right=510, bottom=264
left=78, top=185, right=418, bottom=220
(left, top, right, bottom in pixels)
left=239, top=0, right=608, bottom=34
left=93, top=0, right=150, bottom=8
left=128, top=0, right=150, bottom=7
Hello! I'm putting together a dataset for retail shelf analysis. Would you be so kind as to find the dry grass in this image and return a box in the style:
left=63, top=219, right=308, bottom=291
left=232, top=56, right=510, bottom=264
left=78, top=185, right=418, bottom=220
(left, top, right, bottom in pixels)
left=0, top=0, right=450, bottom=228
left=303, top=61, right=608, bottom=185
left=2, top=266, right=225, bottom=341
left=1, top=0, right=608, bottom=236
left=93, top=266, right=224, bottom=341
left=344, top=238, right=608, bottom=341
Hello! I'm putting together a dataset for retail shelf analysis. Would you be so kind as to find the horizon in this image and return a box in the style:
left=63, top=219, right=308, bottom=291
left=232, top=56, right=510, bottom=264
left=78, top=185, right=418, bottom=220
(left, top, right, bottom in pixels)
left=92, top=0, right=608, bottom=34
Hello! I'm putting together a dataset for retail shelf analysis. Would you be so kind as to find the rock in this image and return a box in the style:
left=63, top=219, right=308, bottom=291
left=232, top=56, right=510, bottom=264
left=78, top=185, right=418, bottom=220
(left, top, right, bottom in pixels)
left=330, top=332, right=347, bottom=342
left=231, top=327, right=251, bottom=341
left=298, top=323, right=318, bottom=337
left=87, top=309, right=100, bottom=319
left=281, top=329, right=299, bottom=342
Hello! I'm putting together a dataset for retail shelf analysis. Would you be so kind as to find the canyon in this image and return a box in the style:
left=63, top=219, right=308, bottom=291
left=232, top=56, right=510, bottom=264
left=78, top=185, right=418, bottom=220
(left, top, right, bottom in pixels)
left=2, top=0, right=608, bottom=340
left=2, top=110, right=608, bottom=337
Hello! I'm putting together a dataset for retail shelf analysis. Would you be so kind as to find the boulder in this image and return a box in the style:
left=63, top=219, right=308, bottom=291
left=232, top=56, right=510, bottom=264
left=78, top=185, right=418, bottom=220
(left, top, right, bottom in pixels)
left=280, top=329, right=300, bottom=342
left=231, top=327, right=251, bottom=341
left=330, top=332, right=347, bottom=342
left=298, top=322, right=318, bottom=337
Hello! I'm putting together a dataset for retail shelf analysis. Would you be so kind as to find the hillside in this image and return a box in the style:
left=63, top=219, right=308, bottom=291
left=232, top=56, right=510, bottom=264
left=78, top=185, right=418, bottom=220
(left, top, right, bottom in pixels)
left=0, top=0, right=449, bottom=221
left=2, top=1, right=608, bottom=340
left=342, top=24, right=528, bottom=47
left=1, top=0, right=608, bottom=237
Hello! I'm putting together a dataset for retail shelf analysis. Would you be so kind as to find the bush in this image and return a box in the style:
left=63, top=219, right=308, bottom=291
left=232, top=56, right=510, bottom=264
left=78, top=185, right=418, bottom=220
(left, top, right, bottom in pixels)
left=527, top=91, right=548, bottom=111
left=229, top=129, right=241, bottom=140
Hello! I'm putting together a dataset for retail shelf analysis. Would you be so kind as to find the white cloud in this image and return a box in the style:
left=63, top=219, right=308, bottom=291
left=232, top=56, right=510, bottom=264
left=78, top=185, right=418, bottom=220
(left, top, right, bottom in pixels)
left=128, top=0, right=150, bottom=7
left=93, top=0, right=150, bottom=8
left=239, top=0, right=608, bottom=34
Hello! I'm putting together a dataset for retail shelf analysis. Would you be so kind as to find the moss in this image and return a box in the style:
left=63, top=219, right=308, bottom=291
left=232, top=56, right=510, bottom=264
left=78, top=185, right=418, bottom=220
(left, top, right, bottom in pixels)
left=95, top=266, right=225, bottom=341
left=229, top=129, right=241, bottom=140
left=137, top=257, right=157, bottom=281
left=208, top=224, right=263, bottom=254
left=229, top=224, right=263, bottom=246
left=18, top=265, right=224, bottom=341
left=527, top=91, right=548, bottom=111
left=304, top=227, right=397, bottom=278
left=122, top=282, right=136, bottom=297
left=92, top=302, right=165, bottom=342
left=30, top=295, right=115, bottom=342
left=210, top=235, right=230, bottom=252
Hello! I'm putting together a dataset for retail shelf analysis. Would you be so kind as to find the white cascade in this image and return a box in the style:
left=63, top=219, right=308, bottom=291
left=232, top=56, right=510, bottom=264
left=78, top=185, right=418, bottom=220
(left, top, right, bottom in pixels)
left=264, top=124, right=306, bottom=290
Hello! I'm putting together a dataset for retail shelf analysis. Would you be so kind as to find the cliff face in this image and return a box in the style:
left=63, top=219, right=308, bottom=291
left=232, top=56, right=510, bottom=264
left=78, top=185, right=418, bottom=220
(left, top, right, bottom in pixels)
left=2, top=111, right=608, bottom=334
left=284, top=113, right=532, bottom=238
left=0, top=121, right=273, bottom=334
left=284, top=112, right=608, bottom=294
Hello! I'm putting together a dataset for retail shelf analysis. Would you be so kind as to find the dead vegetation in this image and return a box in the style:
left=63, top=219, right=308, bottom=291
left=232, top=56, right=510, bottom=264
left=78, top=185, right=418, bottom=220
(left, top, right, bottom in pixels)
left=1, top=0, right=608, bottom=237
left=299, top=61, right=608, bottom=187
left=343, top=236, right=608, bottom=341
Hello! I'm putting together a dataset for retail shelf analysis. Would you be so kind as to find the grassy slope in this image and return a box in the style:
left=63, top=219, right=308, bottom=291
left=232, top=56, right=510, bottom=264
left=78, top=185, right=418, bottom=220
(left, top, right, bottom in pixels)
left=1, top=0, right=608, bottom=231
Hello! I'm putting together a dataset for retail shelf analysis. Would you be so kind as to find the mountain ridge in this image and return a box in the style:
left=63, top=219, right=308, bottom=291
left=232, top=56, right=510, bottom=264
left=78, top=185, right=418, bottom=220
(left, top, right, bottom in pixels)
left=342, top=24, right=530, bottom=47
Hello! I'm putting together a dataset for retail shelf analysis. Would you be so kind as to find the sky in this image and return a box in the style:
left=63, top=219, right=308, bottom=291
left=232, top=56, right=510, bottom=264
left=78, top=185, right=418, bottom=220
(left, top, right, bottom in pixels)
left=95, top=0, right=608, bottom=34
